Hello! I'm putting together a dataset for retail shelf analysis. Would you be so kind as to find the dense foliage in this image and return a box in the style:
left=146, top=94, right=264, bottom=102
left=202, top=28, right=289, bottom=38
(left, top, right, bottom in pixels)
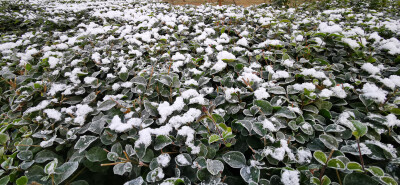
left=0, top=0, right=400, bottom=184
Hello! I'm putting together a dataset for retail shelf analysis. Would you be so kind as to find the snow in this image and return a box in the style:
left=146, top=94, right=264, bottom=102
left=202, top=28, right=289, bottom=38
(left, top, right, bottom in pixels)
left=389, top=75, right=400, bottom=87
left=272, top=70, right=290, bottom=79
left=293, top=82, right=316, bottom=91
left=211, top=60, right=227, bottom=72
left=319, top=89, right=333, bottom=98
left=301, top=68, right=327, bottom=79
left=337, top=111, right=356, bottom=130
left=217, top=51, right=236, bottom=61
left=177, top=126, right=200, bottom=154
left=297, top=148, right=311, bottom=164
left=379, top=38, right=400, bottom=55
left=224, top=87, right=241, bottom=100
left=25, top=100, right=51, bottom=114
left=262, top=119, right=277, bottom=132
left=73, top=104, right=93, bottom=126
left=169, top=108, right=202, bottom=129
left=84, top=77, right=97, bottom=84
left=157, top=154, right=171, bottom=167
left=254, top=87, right=270, bottom=100
left=171, top=52, right=185, bottom=61
left=318, top=22, right=342, bottom=33
left=282, top=59, right=294, bottom=67
left=157, top=97, right=184, bottom=123
left=184, top=79, right=198, bottom=86
left=342, top=38, right=360, bottom=48
left=48, top=83, right=68, bottom=96
left=236, top=37, right=248, bottom=47
left=384, top=114, right=400, bottom=127
left=43, top=109, right=62, bottom=121
left=361, top=83, right=388, bottom=103
left=109, top=115, right=136, bottom=133
left=176, top=154, right=190, bottom=165
left=330, top=85, right=347, bottom=98
left=258, top=39, right=282, bottom=47
left=361, top=63, right=380, bottom=75
left=48, top=57, right=60, bottom=68
left=281, top=170, right=300, bottom=185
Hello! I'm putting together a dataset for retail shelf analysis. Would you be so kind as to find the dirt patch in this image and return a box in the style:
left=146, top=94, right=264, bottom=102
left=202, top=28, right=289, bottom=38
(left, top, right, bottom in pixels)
left=164, top=0, right=317, bottom=7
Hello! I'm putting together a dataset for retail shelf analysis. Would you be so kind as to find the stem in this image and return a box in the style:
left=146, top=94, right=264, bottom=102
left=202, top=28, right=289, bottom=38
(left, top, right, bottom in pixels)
left=319, top=149, right=335, bottom=185
left=356, top=138, right=365, bottom=171
left=336, top=169, right=342, bottom=185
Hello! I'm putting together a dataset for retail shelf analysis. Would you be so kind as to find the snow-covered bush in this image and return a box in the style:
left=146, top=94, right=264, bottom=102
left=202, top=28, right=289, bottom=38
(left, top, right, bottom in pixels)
left=0, top=0, right=399, bottom=184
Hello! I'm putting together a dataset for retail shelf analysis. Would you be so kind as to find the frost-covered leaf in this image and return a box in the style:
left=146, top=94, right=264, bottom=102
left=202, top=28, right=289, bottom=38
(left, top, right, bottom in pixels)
left=313, top=150, right=327, bottom=165
left=97, top=99, right=116, bottom=111
left=175, top=153, right=192, bottom=166
left=85, top=147, right=107, bottom=162
left=113, top=162, right=132, bottom=176
left=54, top=162, right=79, bottom=184
left=327, top=158, right=345, bottom=169
left=146, top=167, right=164, bottom=182
left=240, top=166, right=260, bottom=183
left=74, top=135, right=97, bottom=153
left=346, top=162, right=363, bottom=172
left=343, top=173, right=378, bottom=185
left=206, top=159, right=224, bottom=175
left=154, top=135, right=172, bottom=150
left=319, top=134, right=338, bottom=150
left=223, top=151, right=246, bottom=168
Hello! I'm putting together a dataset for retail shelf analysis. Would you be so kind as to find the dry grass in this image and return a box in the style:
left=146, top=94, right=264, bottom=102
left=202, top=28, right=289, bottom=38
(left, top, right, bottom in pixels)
left=164, top=0, right=318, bottom=7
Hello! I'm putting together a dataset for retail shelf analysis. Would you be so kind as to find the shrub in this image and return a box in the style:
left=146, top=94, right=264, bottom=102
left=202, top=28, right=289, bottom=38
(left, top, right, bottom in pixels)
left=0, top=0, right=399, bottom=185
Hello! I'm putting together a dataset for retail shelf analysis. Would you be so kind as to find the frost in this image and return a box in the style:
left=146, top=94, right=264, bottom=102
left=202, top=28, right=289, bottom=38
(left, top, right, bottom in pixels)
left=330, top=85, right=347, bottom=98
left=297, top=148, right=312, bottom=164
left=384, top=114, right=400, bottom=127
left=176, top=154, right=190, bottom=165
left=262, top=119, right=277, bottom=132
left=73, top=104, right=93, bottom=126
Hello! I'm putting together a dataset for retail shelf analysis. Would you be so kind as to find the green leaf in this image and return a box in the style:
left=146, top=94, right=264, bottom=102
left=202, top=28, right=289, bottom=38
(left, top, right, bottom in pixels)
left=206, top=159, right=224, bottom=175
left=275, top=107, right=296, bottom=119
left=97, top=99, right=117, bottom=111
left=321, top=175, right=331, bottom=185
left=367, top=166, right=384, bottom=177
left=253, top=100, right=273, bottom=115
left=0, top=175, right=9, bottom=185
left=313, top=150, right=327, bottom=165
left=327, top=158, right=345, bottom=169
left=154, top=135, right=172, bottom=150
left=119, top=72, right=128, bottom=81
left=380, top=176, right=398, bottom=185
left=212, top=114, right=224, bottom=123
left=319, top=134, right=338, bottom=150
left=74, top=135, right=97, bottom=153
left=347, top=162, right=363, bottom=172
left=16, top=176, right=28, bottom=185
left=319, top=109, right=332, bottom=119
left=389, top=108, right=400, bottom=115
left=54, top=162, right=79, bottom=184
left=351, top=120, right=368, bottom=139
left=343, top=173, right=379, bottom=185
left=208, top=134, right=221, bottom=144
left=222, top=151, right=246, bottom=168
left=0, top=133, right=9, bottom=145
left=85, top=147, right=107, bottom=162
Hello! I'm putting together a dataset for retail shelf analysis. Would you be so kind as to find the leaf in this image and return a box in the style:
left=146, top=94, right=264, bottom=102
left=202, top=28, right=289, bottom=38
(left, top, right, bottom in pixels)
left=275, top=107, right=296, bottom=119
left=351, top=120, right=367, bottom=139
left=85, top=147, right=107, bottom=162
left=343, top=173, right=379, bottom=185
left=146, top=167, right=164, bottom=182
left=212, top=114, right=224, bottom=123
left=119, top=72, right=128, bottom=81
left=380, top=176, right=397, bottom=185
left=35, top=150, right=59, bottom=163
left=0, top=176, right=9, bottom=185
left=327, top=158, right=345, bottom=169
left=16, top=138, right=33, bottom=151
left=346, top=162, right=363, bottom=172
left=44, top=158, right=58, bottom=175
left=97, top=99, right=116, bottom=111
left=206, top=159, right=224, bottom=175
left=208, top=134, right=221, bottom=144
left=268, top=86, right=286, bottom=94
left=54, top=162, right=79, bottom=184
left=319, top=134, right=338, bottom=150
left=16, top=176, right=28, bottom=185
left=175, top=153, right=192, bottom=166
left=154, top=135, right=172, bottom=150
left=253, top=100, right=273, bottom=115
left=321, top=175, right=331, bottom=185
left=74, top=135, right=97, bottom=153
left=113, top=162, right=132, bottom=176
left=390, top=108, right=400, bottom=115
left=313, top=150, right=327, bottom=165
left=240, top=166, right=260, bottom=183
left=222, top=151, right=246, bottom=168
left=0, top=133, right=9, bottom=145
left=124, top=177, right=145, bottom=185
left=367, top=166, right=384, bottom=177
left=319, top=109, right=332, bottom=119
